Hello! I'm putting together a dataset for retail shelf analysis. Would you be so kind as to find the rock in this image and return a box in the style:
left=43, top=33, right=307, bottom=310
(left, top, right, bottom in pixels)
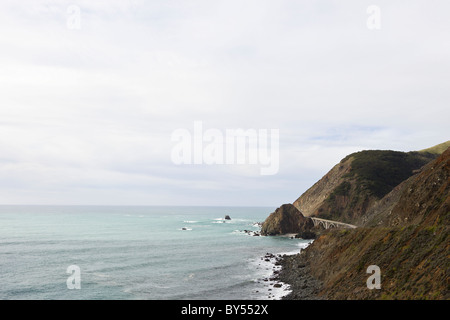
left=181, top=227, right=187, bottom=230
left=224, top=215, right=231, bottom=220
left=260, top=204, right=314, bottom=236
left=273, top=283, right=282, bottom=288
left=242, top=230, right=261, bottom=236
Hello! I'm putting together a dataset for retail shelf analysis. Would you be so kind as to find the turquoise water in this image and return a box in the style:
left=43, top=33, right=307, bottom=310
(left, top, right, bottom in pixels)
left=0, top=206, right=310, bottom=300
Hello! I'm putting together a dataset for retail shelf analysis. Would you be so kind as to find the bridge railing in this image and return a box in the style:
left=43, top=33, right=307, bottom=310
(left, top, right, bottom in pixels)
left=310, top=217, right=357, bottom=230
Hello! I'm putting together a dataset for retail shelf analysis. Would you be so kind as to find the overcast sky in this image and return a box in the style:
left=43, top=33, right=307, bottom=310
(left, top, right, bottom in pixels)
left=0, top=0, right=449, bottom=206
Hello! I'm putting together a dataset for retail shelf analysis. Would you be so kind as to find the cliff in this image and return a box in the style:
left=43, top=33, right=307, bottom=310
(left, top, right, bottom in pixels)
left=293, top=150, right=437, bottom=225
left=281, top=146, right=450, bottom=300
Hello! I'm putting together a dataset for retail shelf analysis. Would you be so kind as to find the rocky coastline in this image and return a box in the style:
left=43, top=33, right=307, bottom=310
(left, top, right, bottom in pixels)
left=256, top=247, right=324, bottom=300
left=275, top=252, right=324, bottom=300
left=253, top=204, right=325, bottom=300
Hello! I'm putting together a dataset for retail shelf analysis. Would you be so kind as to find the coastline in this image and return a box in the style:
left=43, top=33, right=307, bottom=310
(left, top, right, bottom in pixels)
left=276, top=251, right=324, bottom=300
left=254, top=237, right=323, bottom=300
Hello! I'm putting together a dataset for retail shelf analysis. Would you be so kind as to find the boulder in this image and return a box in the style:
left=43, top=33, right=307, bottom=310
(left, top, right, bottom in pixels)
left=261, top=204, right=314, bottom=236
left=224, top=215, right=231, bottom=220
left=295, top=230, right=317, bottom=240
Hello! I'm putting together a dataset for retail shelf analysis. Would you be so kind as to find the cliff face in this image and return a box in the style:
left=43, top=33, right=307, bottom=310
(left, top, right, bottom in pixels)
left=293, top=150, right=437, bottom=225
left=285, top=147, right=450, bottom=300
left=301, top=225, right=448, bottom=299
left=358, top=175, right=415, bottom=227
left=388, top=148, right=449, bottom=228
left=362, top=147, right=449, bottom=228
left=293, top=156, right=353, bottom=217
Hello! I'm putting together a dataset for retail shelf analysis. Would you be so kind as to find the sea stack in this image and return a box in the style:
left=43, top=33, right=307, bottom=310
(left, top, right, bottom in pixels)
left=224, top=215, right=231, bottom=220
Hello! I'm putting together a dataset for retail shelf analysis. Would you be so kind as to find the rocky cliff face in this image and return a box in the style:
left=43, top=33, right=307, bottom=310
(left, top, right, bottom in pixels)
left=283, top=147, right=450, bottom=300
left=293, top=150, right=437, bottom=225
left=260, top=204, right=314, bottom=236
left=293, top=156, right=353, bottom=217
left=362, top=147, right=449, bottom=228
left=358, top=175, right=415, bottom=227
left=388, top=148, right=449, bottom=228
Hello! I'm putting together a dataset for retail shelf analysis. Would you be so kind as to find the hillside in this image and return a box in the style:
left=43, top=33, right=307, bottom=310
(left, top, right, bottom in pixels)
left=279, top=146, right=450, bottom=300
left=419, top=140, right=450, bottom=155
left=293, top=150, right=437, bottom=225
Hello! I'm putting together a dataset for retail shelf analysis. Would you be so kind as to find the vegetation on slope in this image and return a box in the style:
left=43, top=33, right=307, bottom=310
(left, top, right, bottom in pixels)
left=303, top=224, right=448, bottom=299
left=418, top=140, right=450, bottom=155
left=314, top=150, right=436, bottom=224
left=341, top=150, right=436, bottom=198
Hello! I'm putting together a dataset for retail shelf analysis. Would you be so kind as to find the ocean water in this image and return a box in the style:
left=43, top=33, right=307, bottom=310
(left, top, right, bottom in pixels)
left=0, top=206, right=311, bottom=300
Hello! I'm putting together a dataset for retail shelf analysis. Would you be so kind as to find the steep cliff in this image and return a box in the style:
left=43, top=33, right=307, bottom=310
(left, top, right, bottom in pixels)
left=261, top=204, right=314, bottom=236
left=282, top=146, right=450, bottom=300
left=293, top=156, right=353, bottom=218
left=293, top=150, right=437, bottom=225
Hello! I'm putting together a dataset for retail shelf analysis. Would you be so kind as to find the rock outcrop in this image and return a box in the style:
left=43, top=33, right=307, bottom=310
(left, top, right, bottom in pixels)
left=261, top=204, right=314, bottom=236
left=293, top=156, right=353, bottom=217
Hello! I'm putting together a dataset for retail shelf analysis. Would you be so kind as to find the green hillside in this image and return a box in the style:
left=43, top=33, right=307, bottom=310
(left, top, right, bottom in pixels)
left=342, top=150, right=436, bottom=198
left=418, top=140, right=450, bottom=155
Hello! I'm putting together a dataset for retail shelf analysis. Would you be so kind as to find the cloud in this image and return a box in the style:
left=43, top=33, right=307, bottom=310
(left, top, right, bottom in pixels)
left=0, top=1, right=449, bottom=205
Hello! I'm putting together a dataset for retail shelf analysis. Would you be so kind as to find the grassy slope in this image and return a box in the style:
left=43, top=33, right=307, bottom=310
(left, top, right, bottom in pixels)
left=418, top=140, right=450, bottom=155
left=306, top=224, right=448, bottom=299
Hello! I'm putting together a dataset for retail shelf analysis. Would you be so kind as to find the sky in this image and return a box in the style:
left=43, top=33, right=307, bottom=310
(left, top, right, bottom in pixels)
left=0, top=0, right=449, bottom=206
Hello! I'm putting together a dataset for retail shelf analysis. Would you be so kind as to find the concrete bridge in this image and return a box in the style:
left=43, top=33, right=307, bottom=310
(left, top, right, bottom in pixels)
left=310, top=217, right=357, bottom=230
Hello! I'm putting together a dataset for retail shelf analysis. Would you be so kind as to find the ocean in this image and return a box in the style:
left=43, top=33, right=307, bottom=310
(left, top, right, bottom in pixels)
left=0, top=206, right=311, bottom=300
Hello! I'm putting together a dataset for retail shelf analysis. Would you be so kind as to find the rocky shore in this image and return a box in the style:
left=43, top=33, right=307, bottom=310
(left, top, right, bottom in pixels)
left=253, top=249, right=323, bottom=300
left=275, top=252, right=324, bottom=300
left=255, top=203, right=325, bottom=299
left=253, top=250, right=324, bottom=300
